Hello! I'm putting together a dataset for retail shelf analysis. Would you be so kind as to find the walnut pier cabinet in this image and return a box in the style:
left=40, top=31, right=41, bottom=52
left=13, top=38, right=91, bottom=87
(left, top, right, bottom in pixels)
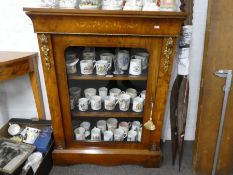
left=24, top=8, right=186, bottom=167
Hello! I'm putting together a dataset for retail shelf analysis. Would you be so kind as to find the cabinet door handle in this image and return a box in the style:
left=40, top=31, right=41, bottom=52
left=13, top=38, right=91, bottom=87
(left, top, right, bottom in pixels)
left=144, top=96, right=156, bottom=131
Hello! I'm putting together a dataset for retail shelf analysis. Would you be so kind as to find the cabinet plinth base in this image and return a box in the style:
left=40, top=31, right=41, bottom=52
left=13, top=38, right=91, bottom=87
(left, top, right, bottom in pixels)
left=52, top=148, right=162, bottom=168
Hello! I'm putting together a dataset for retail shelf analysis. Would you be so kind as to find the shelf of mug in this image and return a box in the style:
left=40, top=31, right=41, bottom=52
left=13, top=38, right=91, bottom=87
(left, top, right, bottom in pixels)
left=72, top=109, right=143, bottom=118
left=68, top=71, right=147, bottom=81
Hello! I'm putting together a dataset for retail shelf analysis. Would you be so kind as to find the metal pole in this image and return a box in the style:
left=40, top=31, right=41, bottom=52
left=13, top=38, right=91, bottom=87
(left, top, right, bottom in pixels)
left=212, top=70, right=232, bottom=175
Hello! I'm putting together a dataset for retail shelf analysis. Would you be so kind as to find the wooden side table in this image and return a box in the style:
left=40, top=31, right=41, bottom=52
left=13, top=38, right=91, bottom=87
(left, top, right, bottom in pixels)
left=0, top=51, right=45, bottom=120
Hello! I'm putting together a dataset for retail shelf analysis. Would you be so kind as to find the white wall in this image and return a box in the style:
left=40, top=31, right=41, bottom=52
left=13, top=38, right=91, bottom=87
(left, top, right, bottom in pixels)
left=0, top=0, right=208, bottom=140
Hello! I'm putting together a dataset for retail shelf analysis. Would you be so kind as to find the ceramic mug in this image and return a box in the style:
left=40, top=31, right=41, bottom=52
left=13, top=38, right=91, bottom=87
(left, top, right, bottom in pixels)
left=126, top=88, right=137, bottom=102
left=132, top=97, right=144, bottom=112
left=8, top=123, right=21, bottom=136
left=109, top=88, right=122, bottom=98
left=104, top=130, right=113, bottom=141
left=115, top=49, right=130, bottom=71
left=78, top=98, right=90, bottom=111
left=90, top=95, right=102, bottom=110
left=107, top=118, right=118, bottom=131
left=66, top=58, right=79, bottom=74
left=100, top=52, right=114, bottom=69
left=104, top=96, right=117, bottom=110
left=95, top=60, right=111, bottom=75
left=134, top=52, right=149, bottom=70
left=119, top=121, right=131, bottom=134
left=114, top=128, right=127, bottom=141
left=84, top=88, right=97, bottom=99
left=80, top=121, right=91, bottom=131
left=118, top=93, right=131, bottom=111
left=69, top=87, right=82, bottom=105
left=99, top=87, right=108, bottom=101
left=129, top=58, right=142, bottom=75
left=127, top=129, right=137, bottom=141
left=97, top=120, right=107, bottom=133
left=74, top=127, right=86, bottom=140
left=80, top=60, right=95, bottom=75
left=91, top=127, right=101, bottom=141
left=131, top=121, right=141, bottom=130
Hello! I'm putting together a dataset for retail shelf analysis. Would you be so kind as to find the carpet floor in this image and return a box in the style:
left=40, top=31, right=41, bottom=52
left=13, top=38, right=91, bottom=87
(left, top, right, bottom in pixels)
left=50, top=141, right=194, bottom=175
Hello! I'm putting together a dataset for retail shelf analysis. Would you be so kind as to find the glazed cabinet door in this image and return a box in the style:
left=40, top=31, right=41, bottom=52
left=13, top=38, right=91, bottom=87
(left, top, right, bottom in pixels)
left=50, top=34, right=173, bottom=150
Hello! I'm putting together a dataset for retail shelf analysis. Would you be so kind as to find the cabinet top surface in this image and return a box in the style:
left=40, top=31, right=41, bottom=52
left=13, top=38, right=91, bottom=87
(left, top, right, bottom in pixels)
left=23, top=7, right=187, bottom=19
left=0, top=51, right=37, bottom=65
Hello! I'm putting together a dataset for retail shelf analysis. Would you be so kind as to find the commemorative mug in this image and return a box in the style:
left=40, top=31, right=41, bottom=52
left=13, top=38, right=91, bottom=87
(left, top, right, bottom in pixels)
left=91, top=127, right=101, bottom=141
left=126, top=88, right=137, bottom=102
left=134, top=52, right=149, bottom=70
left=127, top=129, right=137, bottom=141
left=100, top=52, right=114, bottom=69
left=80, top=60, right=95, bottom=75
left=95, top=60, right=111, bottom=75
left=74, top=127, right=86, bottom=140
left=99, top=87, right=108, bottom=101
left=69, top=87, right=82, bottom=105
left=115, top=49, right=130, bottom=71
left=119, top=121, right=131, bottom=134
left=90, top=95, right=102, bottom=110
left=107, top=118, right=118, bottom=131
left=114, top=128, right=127, bottom=141
left=84, top=88, right=97, bottom=99
left=104, top=130, right=113, bottom=141
left=78, top=98, right=90, bottom=111
left=97, top=120, right=107, bottom=133
left=66, top=58, right=79, bottom=74
left=118, top=93, right=131, bottom=111
left=132, top=97, right=144, bottom=112
left=104, top=96, right=117, bottom=110
left=131, top=121, right=141, bottom=130
left=109, top=88, right=122, bottom=98
left=80, top=121, right=91, bottom=131
left=129, top=58, right=142, bottom=75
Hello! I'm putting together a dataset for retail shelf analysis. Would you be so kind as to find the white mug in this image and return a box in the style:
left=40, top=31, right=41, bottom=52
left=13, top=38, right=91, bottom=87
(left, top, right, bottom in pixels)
left=91, top=127, right=101, bottom=141
left=114, top=128, right=127, bottom=141
left=137, top=127, right=142, bottom=142
left=95, top=60, right=111, bottom=75
left=109, top=88, right=122, bottom=98
left=23, top=152, right=43, bottom=173
left=118, top=93, right=131, bottom=111
left=8, top=123, right=21, bottom=136
left=90, top=95, right=102, bottom=110
left=107, top=118, right=118, bottom=131
left=100, top=52, right=114, bottom=69
left=129, top=58, right=142, bottom=75
left=127, top=129, right=137, bottom=141
left=119, top=121, right=131, bottom=134
left=80, top=121, right=91, bottom=131
left=80, top=60, right=95, bottom=74
left=134, top=52, right=149, bottom=70
left=104, top=130, right=113, bottom=141
left=126, top=88, right=137, bottom=102
left=78, top=98, right=90, bottom=111
left=74, top=127, right=86, bottom=140
left=66, top=58, right=79, bottom=74
left=99, top=87, right=108, bottom=101
left=97, top=120, right=107, bottom=133
left=116, top=49, right=130, bottom=71
left=84, top=88, right=97, bottom=99
left=104, top=96, right=117, bottom=110
left=132, top=97, right=144, bottom=112
left=131, top=121, right=141, bottom=130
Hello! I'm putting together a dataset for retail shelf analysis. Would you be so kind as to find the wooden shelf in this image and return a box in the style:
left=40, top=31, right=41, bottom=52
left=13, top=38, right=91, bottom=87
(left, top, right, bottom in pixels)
left=72, top=110, right=143, bottom=118
left=69, top=74, right=147, bottom=81
left=68, top=71, right=147, bottom=81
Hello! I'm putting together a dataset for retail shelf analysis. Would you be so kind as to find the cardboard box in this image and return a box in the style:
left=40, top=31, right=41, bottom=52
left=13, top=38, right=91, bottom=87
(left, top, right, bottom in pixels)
left=0, top=118, right=54, bottom=175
